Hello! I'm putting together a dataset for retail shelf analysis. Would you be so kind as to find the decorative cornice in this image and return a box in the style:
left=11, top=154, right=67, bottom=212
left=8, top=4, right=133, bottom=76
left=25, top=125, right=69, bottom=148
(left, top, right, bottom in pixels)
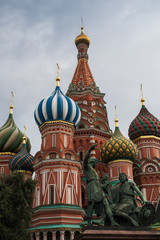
left=33, top=158, right=82, bottom=170
left=13, top=170, right=32, bottom=174
left=133, top=135, right=160, bottom=142
left=39, top=120, right=74, bottom=130
left=107, top=159, right=133, bottom=166
left=0, top=152, right=15, bottom=156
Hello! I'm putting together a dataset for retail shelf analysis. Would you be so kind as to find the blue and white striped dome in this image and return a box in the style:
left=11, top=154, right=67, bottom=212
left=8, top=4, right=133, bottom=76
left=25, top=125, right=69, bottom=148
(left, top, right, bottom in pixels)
left=34, top=86, right=81, bottom=128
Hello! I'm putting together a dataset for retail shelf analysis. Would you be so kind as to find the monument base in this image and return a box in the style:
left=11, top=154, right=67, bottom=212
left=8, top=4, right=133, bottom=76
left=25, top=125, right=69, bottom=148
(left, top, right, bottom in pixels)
left=75, top=226, right=160, bottom=240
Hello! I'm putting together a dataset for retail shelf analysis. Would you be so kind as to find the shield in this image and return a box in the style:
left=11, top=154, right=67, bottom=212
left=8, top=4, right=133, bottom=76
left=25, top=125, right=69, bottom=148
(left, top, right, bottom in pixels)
left=138, top=202, right=155, bottom=226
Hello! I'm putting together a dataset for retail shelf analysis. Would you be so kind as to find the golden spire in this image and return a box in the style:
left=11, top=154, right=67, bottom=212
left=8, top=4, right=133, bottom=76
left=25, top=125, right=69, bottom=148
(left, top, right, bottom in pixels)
left=56, top=63, right=60, bottom=86
left=140, top=84, right=145, bottom=106
left=115, top=105, right=119, bottom=127
left=81, top=17, right=84, bottom=34
left=23, top=125, right=27, bottom=144
left=81, top=26, right=84, bottom=34
left=10, top=91, right=14, bottom=114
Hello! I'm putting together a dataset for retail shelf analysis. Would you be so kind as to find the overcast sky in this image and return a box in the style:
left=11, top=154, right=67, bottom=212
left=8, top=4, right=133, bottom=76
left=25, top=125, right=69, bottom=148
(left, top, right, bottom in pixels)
left=0, top=0, right=160, bottom=155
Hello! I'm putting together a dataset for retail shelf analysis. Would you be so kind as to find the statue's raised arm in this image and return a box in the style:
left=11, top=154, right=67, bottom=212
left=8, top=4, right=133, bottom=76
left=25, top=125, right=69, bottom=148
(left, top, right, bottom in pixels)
left=83, top=144, right=98, bottom=169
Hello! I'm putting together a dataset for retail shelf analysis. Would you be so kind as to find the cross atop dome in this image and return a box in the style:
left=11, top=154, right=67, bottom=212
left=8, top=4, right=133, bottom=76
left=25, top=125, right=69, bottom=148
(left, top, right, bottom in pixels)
left=115, top=105, right=119, bottom=127
left=56, top=63, right=60, bottom=86
left=10, top=91, right=14, bottom=114
left=140, top=84, right=145, bottom=106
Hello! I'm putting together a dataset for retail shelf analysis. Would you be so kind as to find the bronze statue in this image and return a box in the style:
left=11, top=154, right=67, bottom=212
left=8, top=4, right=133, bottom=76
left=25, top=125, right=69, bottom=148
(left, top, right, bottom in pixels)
left=112, top=172, right=149, bottom=226
left=83, top=144, right=118, bottom=226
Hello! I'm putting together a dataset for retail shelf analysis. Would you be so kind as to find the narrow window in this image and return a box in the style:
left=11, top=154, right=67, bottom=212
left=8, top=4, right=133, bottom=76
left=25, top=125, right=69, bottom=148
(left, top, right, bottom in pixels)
left=67, top=186, right=72, bottom=204
left=110, top=168, right=112, bottom=178
left=42, top=172, right=45, bottom=195
left=156, top=149, right=159, bottom=158
left=37, top=188, right=40, bottom=206
left=64, top=134, right=67, bottom=148
left=118, top=166, right=121, bottom=175
left=1, top=167, right=4, bottom=175
left=50, top=186, right=54, bottom=204
left=128, top=167, right=130, bottom=177
left=53, top=134, right=56, bottom=147
left=139, top=150, right=142, bottom=160
left=147, top=148, right=150, bottom=159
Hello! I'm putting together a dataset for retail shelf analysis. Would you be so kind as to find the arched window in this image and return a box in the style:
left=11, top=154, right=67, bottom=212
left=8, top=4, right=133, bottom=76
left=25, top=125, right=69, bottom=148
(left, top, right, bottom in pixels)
left=47, top=231, right=52, bottom=240
left=56, top=231, right=60, bottom=240
left=64, top=231, right=70, bottom=240
left=40, top=232, right=43, bottom=240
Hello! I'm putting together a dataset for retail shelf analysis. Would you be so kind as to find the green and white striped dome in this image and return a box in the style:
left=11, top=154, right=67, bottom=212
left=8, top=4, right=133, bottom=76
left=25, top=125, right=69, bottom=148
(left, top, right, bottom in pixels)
left=0, top=107, right=31, bottom=153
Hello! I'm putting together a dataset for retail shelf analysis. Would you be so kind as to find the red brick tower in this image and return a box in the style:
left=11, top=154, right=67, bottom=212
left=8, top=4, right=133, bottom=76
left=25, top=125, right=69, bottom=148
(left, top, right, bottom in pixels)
left=129, top=86, right=160, bottom=205
left=67, top=27, right=111, bottom=175
left=31, top=70, right=84, bottom=239
left=66, top=27, right=112, bottom=208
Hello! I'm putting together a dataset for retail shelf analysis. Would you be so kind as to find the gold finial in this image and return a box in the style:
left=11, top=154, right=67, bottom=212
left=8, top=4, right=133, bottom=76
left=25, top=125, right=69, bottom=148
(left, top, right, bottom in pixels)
left=115, top=105, right=119, bottom=127
left=23, top=125, right=27, bottom=144
left=10, top=91, right=14, bottom=114
left=140, top=84, right=145, bottom=106
left=81, top=17, right=84, bottom=34
left=56, top=63, right=60, bottom=86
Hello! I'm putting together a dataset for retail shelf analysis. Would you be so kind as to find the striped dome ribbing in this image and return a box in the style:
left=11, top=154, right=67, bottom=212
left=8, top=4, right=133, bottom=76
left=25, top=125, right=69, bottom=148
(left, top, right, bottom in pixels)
left=129, top=105, right=160, bottom=141
left=9, top=143, right=33, bottom=172
left=34, top=86, right=81, bottom=128
left=0, top=114, right=31, bottom=153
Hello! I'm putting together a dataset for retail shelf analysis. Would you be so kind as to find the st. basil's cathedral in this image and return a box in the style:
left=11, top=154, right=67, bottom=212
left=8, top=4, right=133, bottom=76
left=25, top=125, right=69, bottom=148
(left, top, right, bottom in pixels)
left=0, top=27, right=160, bottom=240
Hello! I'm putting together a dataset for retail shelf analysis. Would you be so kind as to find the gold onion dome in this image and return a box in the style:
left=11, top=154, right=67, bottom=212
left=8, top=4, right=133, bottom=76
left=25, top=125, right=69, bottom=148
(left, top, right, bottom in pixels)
left=75, top=27, right=90, bottom=46
left=101, top=108, right=138, bottom=164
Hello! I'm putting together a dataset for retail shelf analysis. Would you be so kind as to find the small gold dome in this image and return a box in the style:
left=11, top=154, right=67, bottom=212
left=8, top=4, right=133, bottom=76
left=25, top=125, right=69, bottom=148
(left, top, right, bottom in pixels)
left=75, top=27, right=90, bottom=46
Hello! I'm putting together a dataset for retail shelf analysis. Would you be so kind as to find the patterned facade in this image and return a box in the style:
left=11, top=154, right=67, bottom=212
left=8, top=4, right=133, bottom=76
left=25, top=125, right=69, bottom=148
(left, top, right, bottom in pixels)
left=0, top=27, right=160, bottom=239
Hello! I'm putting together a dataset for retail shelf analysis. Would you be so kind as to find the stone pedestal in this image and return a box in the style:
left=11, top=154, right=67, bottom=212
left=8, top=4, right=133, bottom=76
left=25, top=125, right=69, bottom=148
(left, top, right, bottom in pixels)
left=75, top=226, right=160, bottom=240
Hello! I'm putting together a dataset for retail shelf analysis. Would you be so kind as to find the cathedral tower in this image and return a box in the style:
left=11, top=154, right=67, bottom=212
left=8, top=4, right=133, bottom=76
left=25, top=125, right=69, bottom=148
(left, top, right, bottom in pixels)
left=67, top=27, right=112, bottom=163
left=31, top=69, right=84, bottom=239
left=129, top=86, right=160, bottom=205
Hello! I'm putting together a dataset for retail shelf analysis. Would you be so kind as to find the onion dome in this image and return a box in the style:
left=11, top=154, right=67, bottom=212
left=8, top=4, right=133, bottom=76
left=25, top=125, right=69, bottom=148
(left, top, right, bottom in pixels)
left=101, top=107, right=138, bottom=164
left=75, top=27, right=90, bottom=46
left=0, top=93, right=31, bottom=153
left=129, top=87, right=160, bottom=141
left=9, top=127, right=33, bottom=173
left=34, top=66, right=81, bottom=128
